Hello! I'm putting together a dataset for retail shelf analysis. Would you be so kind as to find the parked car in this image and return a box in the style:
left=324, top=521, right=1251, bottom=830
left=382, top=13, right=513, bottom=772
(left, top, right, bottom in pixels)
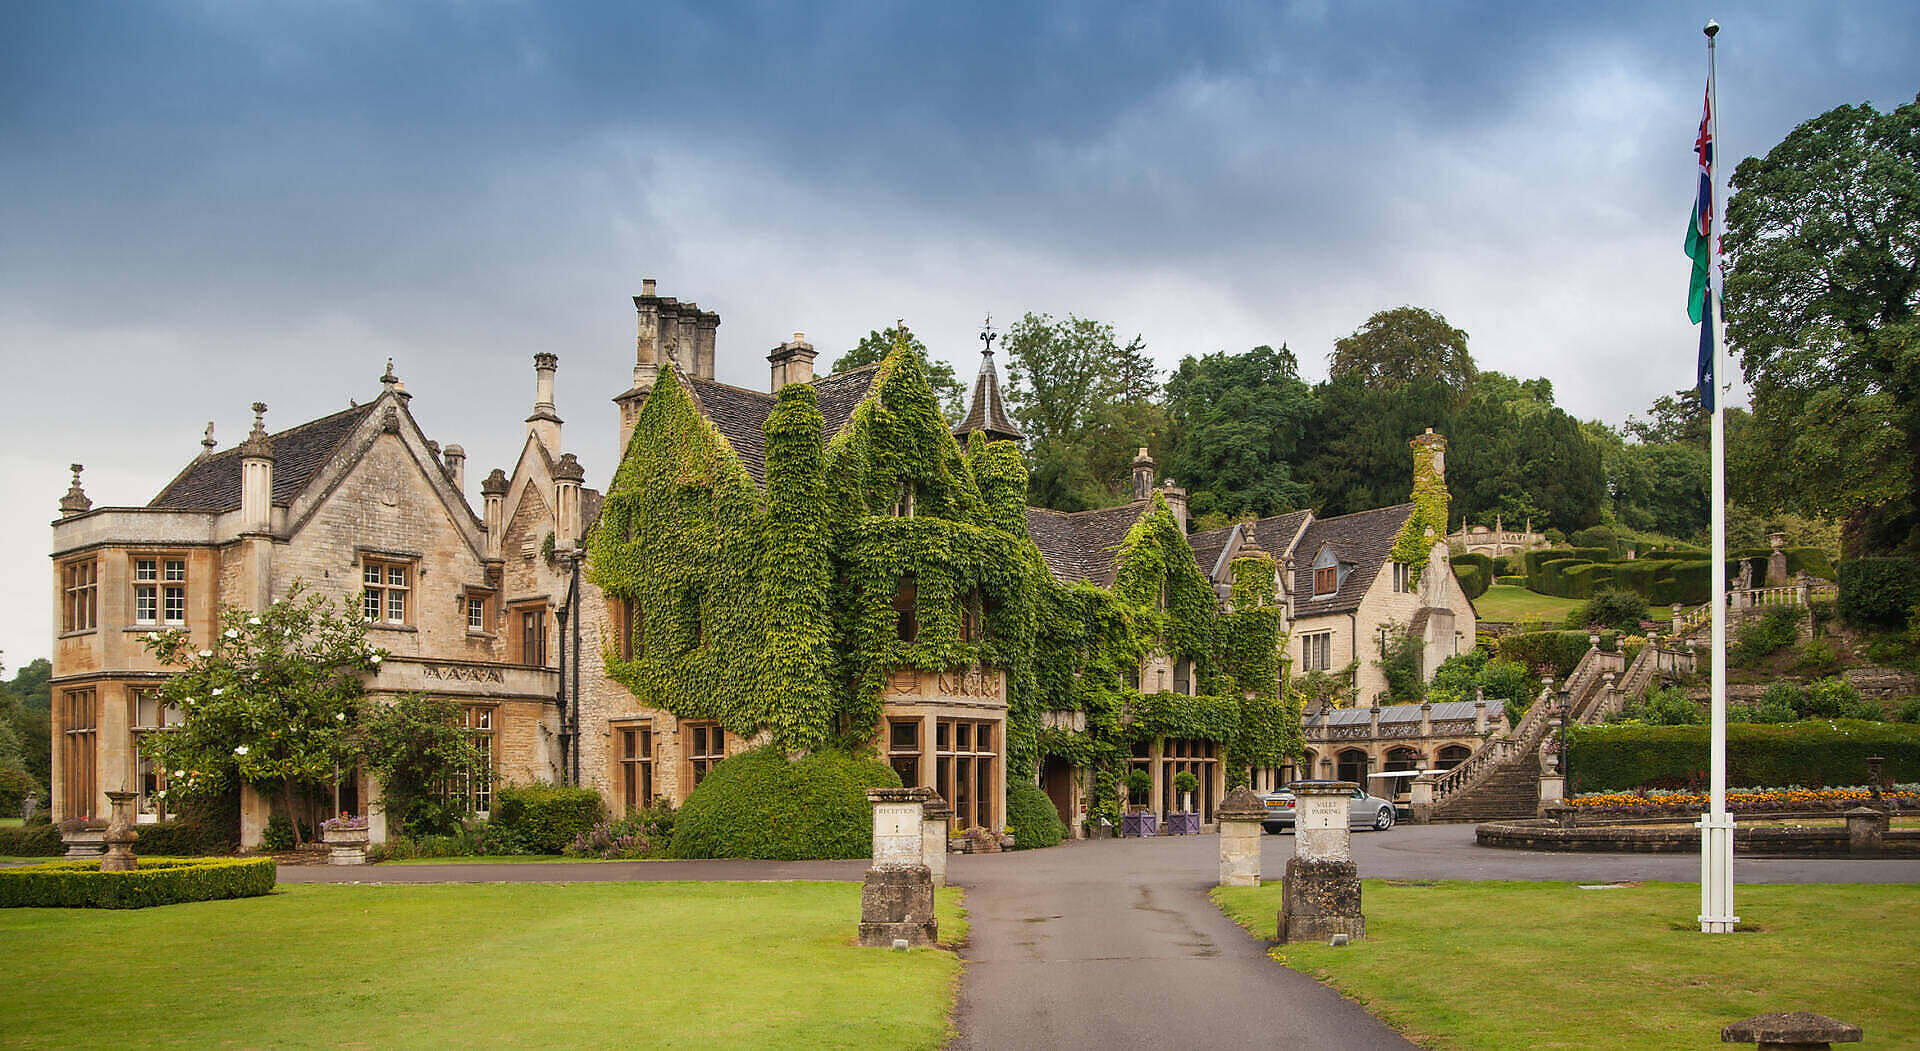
left=1257, top=784, right=1397, bottom=833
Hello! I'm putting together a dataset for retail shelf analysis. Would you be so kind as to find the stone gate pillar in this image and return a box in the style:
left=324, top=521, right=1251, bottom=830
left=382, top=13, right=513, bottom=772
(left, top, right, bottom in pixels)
left=859, top=786, right=937, bottom=948
left=922, top=792, right=951, bottom=888
left=1278, top=781, right=1366, bottom=944
left=1216, top=785, right=1266, bottom=887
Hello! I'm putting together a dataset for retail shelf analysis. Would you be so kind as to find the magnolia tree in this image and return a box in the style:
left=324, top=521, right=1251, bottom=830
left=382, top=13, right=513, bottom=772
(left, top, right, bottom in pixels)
left=141, top=583, right=381, bottom=846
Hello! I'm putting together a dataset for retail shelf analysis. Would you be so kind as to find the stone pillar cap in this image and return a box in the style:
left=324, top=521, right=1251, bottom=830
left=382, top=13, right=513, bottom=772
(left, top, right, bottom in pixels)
left=1722, top=1011, right=1860, bottom=1045
left=1844, top=805, right=1887, bottom=817
left=1289, top=780, right=1357, bottom=796
left=867, top=786, right=935, bottom=804
left=1215, top=785, right=1267, bottom=821
left=921, top=792, right=951, bottom=818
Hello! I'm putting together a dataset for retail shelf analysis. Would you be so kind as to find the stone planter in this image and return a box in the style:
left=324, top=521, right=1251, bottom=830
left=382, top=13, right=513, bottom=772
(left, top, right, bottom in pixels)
left=323, top=825, right=370, bottom=866
left=1164, top=812, right=1202, bottom=836
left=1120, top=811, right=1158, bottom=838
left=61, top=825, right=107, bottom=859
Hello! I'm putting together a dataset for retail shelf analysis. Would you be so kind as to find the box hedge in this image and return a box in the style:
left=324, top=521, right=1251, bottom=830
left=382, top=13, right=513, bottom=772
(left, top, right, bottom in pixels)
left=1006, top=778, right=1066, bottom=850
left=491, top=784, right=606, bottom=854
left=1569, top=546, right=1612, bottom=564
left=1451, top=554, right=1492, bottom=600
left=0, top=818, right=63, bottom=857
left=1566, top=719, right=1920, bottom=793
left=0, top=857, right=276, bottom=909
left=1496, top=630, right=1592, bottom=680
left=1837, top=558, right=1920, bottom=627
left=669, top=746, right=901, bottom=860
left=1786, top=547, right=1834, bottom=579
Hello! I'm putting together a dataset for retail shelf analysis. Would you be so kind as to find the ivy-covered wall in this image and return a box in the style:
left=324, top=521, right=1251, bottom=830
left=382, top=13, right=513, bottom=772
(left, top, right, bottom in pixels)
left=587, top=336, right=1299, bottom=821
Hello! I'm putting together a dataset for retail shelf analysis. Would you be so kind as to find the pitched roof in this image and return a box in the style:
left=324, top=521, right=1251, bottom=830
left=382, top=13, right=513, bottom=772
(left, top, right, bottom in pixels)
left=149, top=403, right=376, bottom=511
left=1025, top=501, right=1149, bottom=586
left=1290, top=503, right=1415, bottom=617
left=1186, top=508, right=1313, bottom=583
left=1310, top=699, right=1481, bottom=727
left=1187, top=525, right=1236, bottom=581
left=954, top=350, right=1022, bottom=442
left=684, top=365, right=879, bottom=486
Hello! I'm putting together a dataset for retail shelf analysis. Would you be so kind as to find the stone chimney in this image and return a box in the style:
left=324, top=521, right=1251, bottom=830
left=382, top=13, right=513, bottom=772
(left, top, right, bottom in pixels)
left=481, top=468, right=509, bottom=560
left=198, top=422, right=217, bottom=461
left=1408, top=427, right=1450, bottom=542
left=526, top=353, right=563, bottom=451
left=1158, top=479, right=1189, bottom=534
left=58, top=464, right=92, bottom=519
left=769, top=332, right=817, bottom=390
left=238, top=402, right=275, bottom=534
left=1411, top=427, right=1447, bottom=485
left=553, top=453, right=585, bottom=551
left=618, top=281, right=722, bottom=449
left=1131, top=447, right=1155, bottom=502
left=442, top=443, right=466, bottom=494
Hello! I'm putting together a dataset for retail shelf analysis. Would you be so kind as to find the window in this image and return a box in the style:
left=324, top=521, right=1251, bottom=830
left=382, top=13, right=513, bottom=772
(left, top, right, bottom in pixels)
left=62, top=689, right=97, bottom=818
left=131, top=688, right=182, bottom=730
left=935, top=718, right=996, bottom=831
left=362, top=559, right=412, bottom=625
left=888, top=718, right=921, bottom=785
left=891, top=480, right=916, bottom=518
left=1126, top=664, right=1141, bottom=691
left=617, top=723, right=654, bottom=812
left=132, top=557, right=188, bottom=626
left=61, top=559, right=98, bottom=633
left=1301, top=631, right=1332, bottom=672
left=958, top=590, right=981, bottom=643
left=688, top=724, right=726, bottom=787
left=466, top=592, right=493, bottom=634
left=894, top=576, right=917, bottom=642
left=512, top=606, right=548, bottom=665
left=1392, top=561, right=1412, bottom=594
left=1172, top=658, right=1193, bottom=696
left=614, top=598, right=644, bottom=660
left=460, top=706, right=495, bottom=815
left=1159, top=738, right=1219, bottom=821
left=1312, top=546, right=1340, bottom=596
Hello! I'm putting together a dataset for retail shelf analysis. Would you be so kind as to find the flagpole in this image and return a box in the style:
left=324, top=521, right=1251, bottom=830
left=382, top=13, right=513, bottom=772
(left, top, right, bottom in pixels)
left=1698, top=17, right=1738, bottom=935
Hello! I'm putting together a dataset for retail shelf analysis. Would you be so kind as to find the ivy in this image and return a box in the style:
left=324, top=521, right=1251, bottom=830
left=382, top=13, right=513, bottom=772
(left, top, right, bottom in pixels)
left=1391, top=434, right=1450, bottom=582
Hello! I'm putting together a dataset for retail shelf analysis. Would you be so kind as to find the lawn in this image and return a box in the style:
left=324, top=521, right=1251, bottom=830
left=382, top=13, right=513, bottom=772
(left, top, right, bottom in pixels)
left=379, top=853, right=625, bottom=865
left=1, top=880, right=965, bottom=1048
left=0, top=817, right=21, bottom=828
left=1214, top=880, right=1919, bottom=1050
left=1474, top=584, right=1674, bottom=626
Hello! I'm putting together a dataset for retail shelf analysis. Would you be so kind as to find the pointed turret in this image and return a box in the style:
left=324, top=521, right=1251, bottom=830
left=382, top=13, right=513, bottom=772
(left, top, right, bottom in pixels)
left=954, top=316, right=1022, bottom=444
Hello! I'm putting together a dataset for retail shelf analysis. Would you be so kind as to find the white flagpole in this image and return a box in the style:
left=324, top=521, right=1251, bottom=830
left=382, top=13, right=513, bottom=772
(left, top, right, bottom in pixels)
left=1698, top=17, right=1738, bottom=935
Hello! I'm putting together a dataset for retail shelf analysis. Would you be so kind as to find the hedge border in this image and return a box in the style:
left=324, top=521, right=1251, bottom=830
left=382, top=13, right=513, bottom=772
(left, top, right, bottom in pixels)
left=0, top=857, right=276, bottom=909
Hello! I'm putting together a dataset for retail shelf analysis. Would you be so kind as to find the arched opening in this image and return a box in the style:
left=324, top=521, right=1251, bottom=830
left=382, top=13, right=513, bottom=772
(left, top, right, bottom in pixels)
left=1436, top=744, right=1473, bottom=770
left=1384, top=747, right=1423, bottom=772
left=1336, top=748, right=1369, bottom=787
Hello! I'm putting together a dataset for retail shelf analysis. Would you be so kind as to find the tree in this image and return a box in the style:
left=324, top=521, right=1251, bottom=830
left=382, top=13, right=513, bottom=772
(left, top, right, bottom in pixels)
left=140, top=583, right=379, bottom=845
left=1328, top=306, right=1476, bottom=401
left=1164, top=345, right=1314, bottom=521
left=1624, top=390, right=1709, bottom=447
left=1722, top=94, right=1920, bottom=552
left=1003, top=312, right=1166, bottom=509
left=0, top=658, right=51, bottom=798
left=358, top=695, right=484, bottom=837
left=831, top=326, right=964, bottom=422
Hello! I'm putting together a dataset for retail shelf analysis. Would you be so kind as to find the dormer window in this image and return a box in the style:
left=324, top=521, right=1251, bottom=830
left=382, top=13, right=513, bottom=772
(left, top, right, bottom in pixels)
left=892, top=481, right=917, bottom=518
left=1312, top=547, right=1340, bottom=597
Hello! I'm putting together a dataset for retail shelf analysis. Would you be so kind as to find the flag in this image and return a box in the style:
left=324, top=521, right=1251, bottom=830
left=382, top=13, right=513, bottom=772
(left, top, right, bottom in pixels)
left=1686, top=84, right=1716, bottom=411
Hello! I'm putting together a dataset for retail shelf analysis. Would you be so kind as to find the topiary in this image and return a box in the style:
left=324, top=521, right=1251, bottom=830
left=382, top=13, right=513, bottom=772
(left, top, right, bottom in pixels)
left=668, top=746, right=900, bottom=860
left=1005, top=778, right=1065, bottom=850
left=1124, top=768, right=1152, bottom=807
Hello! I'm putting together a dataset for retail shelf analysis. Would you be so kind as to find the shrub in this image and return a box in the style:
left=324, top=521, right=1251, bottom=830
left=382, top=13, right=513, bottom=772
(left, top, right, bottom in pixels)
left=1563, top=563, right=1611, bottom=598
left=1796, top=639, right=1840, bottom=674
left=1569, top=526, right=1619, bottom=556
left=1566, top=719, right=1920, bottom=792
left=1617, top=685, right=1704, bottom=726
left=0, top=817, right=62, bottom=857
left=1838, top=558, right=1920, bottom=627
left=261, top=813, right=296, bottom=853
left=0, top=769, right=36, bottom=817
left=1006, top=778, right=1066, bottom=850
left=491, top=784, right=606, bottom=855
left=1734, top=607, right=1802, bottom=666
left=1491, top=555, right=1516, bottom=577
left=1801, top=676, right=1862, bottom=719
left=0, top=857, right=275, bottom=909
left=1125, top=768, right=1153, bottom=806
left=1569, top=546, right=1613, bottom=564
left=1496, top=631, right=1591, bottom=680
left=1429, top=648, right=1490, bottom=699
left=1451, top=555, right=1492, bottom=600
left=1478, top=659, right=1537, bottom=705
left=669, top=747, right=899, bottom=860
left=125, top=820, right=233, bottom=857
left=368, top=828, right=484, bottom=862
left=1496, top=574, right=1528, bottom=586
left=1895, top=698, right=1920, bottom=723
left=1573, top=589, right=1648, bottom=632
left=1609, top=561, right=1657, bottom=597
left=1785, top=547, right=1835, bottom=579
left=1757, top=682, right=1805, bottom=718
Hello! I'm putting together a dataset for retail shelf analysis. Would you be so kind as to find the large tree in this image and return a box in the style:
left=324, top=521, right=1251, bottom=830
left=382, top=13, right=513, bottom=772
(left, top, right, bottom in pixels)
left=1723, top=94, right=1920, bottom=552
left=1164, top=344, right=1314, bottom=523
left=1328, top=306, right=1477, bottom=401
left=831, top=326, right=964, bottom=422
left=1003, top=312, right=1165, bottom=509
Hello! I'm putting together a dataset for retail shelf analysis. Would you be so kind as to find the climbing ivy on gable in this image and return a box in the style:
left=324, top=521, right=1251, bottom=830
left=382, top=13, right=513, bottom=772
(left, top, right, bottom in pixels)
left=1391, top=435, right=1450, bottom=583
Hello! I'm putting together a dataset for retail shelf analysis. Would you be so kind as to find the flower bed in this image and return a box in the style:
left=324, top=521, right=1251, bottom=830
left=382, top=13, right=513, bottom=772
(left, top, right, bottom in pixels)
left=1570, top=784, right=1920, bottom=818
left=0, top=857, right=276, bottom=909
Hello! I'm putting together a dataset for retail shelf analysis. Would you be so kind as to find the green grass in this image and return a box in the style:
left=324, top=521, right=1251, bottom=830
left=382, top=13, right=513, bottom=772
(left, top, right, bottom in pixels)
left=1474, top=584, right=1672, bottom=625
left=1213, top=880, right=1919, bottom=1050
left=1, top=881, right=965, bottom=1048
left=0, top=818, right=22, bottom=828
left=378, top=853, right=625, bottom=865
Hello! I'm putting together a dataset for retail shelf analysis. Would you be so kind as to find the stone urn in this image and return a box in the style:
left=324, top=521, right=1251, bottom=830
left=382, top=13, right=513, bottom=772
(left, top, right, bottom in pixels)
left=101, top=791, right=140, bottom=872
left=322, top=818, right=371, bottom=865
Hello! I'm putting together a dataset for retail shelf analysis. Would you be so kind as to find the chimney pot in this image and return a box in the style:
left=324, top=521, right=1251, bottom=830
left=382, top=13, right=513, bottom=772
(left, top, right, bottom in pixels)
left=642, top=278, right=657, bottom=296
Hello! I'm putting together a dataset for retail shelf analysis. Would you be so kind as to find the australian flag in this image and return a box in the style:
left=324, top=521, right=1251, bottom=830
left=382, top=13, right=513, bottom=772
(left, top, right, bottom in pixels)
left=1685, top=84, right=1716, bottom=412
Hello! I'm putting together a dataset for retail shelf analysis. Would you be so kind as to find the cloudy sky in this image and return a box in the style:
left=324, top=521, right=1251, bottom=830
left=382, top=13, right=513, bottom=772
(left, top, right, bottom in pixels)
left=3, top=1, right=1915, bottom=667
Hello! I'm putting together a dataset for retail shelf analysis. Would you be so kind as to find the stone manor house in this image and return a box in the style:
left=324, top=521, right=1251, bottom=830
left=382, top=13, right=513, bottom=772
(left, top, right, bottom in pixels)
left=49, top=282, right=1477, bottom=844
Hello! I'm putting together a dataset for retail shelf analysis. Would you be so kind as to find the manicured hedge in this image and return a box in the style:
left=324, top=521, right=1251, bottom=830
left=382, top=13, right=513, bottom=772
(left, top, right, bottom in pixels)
left=0, top=857, right=276, bottom=909
left=1566, top=720, right=1920, bottom=793
left=1786, top=547, right=1834, bottom=579
left=1609, top=562, right=1657, bottom=595
left=491, top=784, right=606, bottom=854
left=1570, top=546, right=1612, bottom=563
left=1005, top=778, right=1066, bottom=850
left=1496, top=630, right=1592, bottom=680
left=1451, top=553, right=1492, bottom=600
left=120, top=819, right=236, bottom=857
left=1496, top=574, right=1527, bottom=586
left=1564, top=563, right=1611, bottom=598
left=1651, top=560, right=1712, bottom=606
left=669, top=746, right=901, bottom=860
left=1838, top=558, right=1920, bottom=627
left=0, top=819, right=62, bottom=857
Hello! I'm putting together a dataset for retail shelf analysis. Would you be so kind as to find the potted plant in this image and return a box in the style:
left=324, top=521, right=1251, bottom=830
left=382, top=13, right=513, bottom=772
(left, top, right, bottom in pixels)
left=1121, top=769, right=1157, bottom=837
left=322, top=813, right=371, bottom=866
left=1169, top=771, right=1202, bottom=835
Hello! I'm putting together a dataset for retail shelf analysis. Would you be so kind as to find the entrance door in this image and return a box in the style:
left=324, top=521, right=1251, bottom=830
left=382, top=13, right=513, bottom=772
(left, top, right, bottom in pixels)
left=1040, top=757, right=1073, bottom=826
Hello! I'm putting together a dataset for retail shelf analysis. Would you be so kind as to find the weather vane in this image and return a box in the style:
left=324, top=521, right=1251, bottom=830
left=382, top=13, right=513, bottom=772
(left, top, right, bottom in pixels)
left=979, top=314, right=997, bottom=356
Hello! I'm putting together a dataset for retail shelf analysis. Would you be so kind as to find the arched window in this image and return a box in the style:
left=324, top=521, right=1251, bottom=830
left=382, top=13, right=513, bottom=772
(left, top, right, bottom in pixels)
left=1385, top=746, right=1423, bottom=771
left=1436, top=744, right=1473, bottom=770
left=1337, top=748, right=1369, bottom=787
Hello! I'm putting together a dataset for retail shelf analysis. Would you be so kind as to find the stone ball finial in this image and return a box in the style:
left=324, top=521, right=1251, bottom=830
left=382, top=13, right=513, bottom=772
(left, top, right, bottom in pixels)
left=481, top=468, right=510, bottom=496
left=60, top=463, right=92, bottom=516
left=553, top=452, right=586, bottom=482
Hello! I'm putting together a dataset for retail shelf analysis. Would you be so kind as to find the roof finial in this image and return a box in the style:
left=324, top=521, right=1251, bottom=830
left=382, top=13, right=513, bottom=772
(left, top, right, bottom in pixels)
left=60, top=464, right=92, bottom=518
left=200, top=421, right=217, bottom=458
left=381, top=358, right=398, bottom=390
left=239, top=403, right=275, bottom=459
left=979, top=314, right=997, bottom=357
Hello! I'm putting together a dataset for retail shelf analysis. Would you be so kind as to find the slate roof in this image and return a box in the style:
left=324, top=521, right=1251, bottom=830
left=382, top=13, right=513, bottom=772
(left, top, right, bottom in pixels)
left=1025, top=501, right=1150, bottom=586
left=149, top=403, right=376, bottom=511
left=1290, top=503, right=1416, bottom=617
left=954, top=351, right=1022, bottom=442
left=1310, top=699, right=1481, bottom=726
left=683, top=364, right=878, bottom=485
left=1186, top=508, right=1312, bottom=583
left=1187, top=525, right=1236, bottom=581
